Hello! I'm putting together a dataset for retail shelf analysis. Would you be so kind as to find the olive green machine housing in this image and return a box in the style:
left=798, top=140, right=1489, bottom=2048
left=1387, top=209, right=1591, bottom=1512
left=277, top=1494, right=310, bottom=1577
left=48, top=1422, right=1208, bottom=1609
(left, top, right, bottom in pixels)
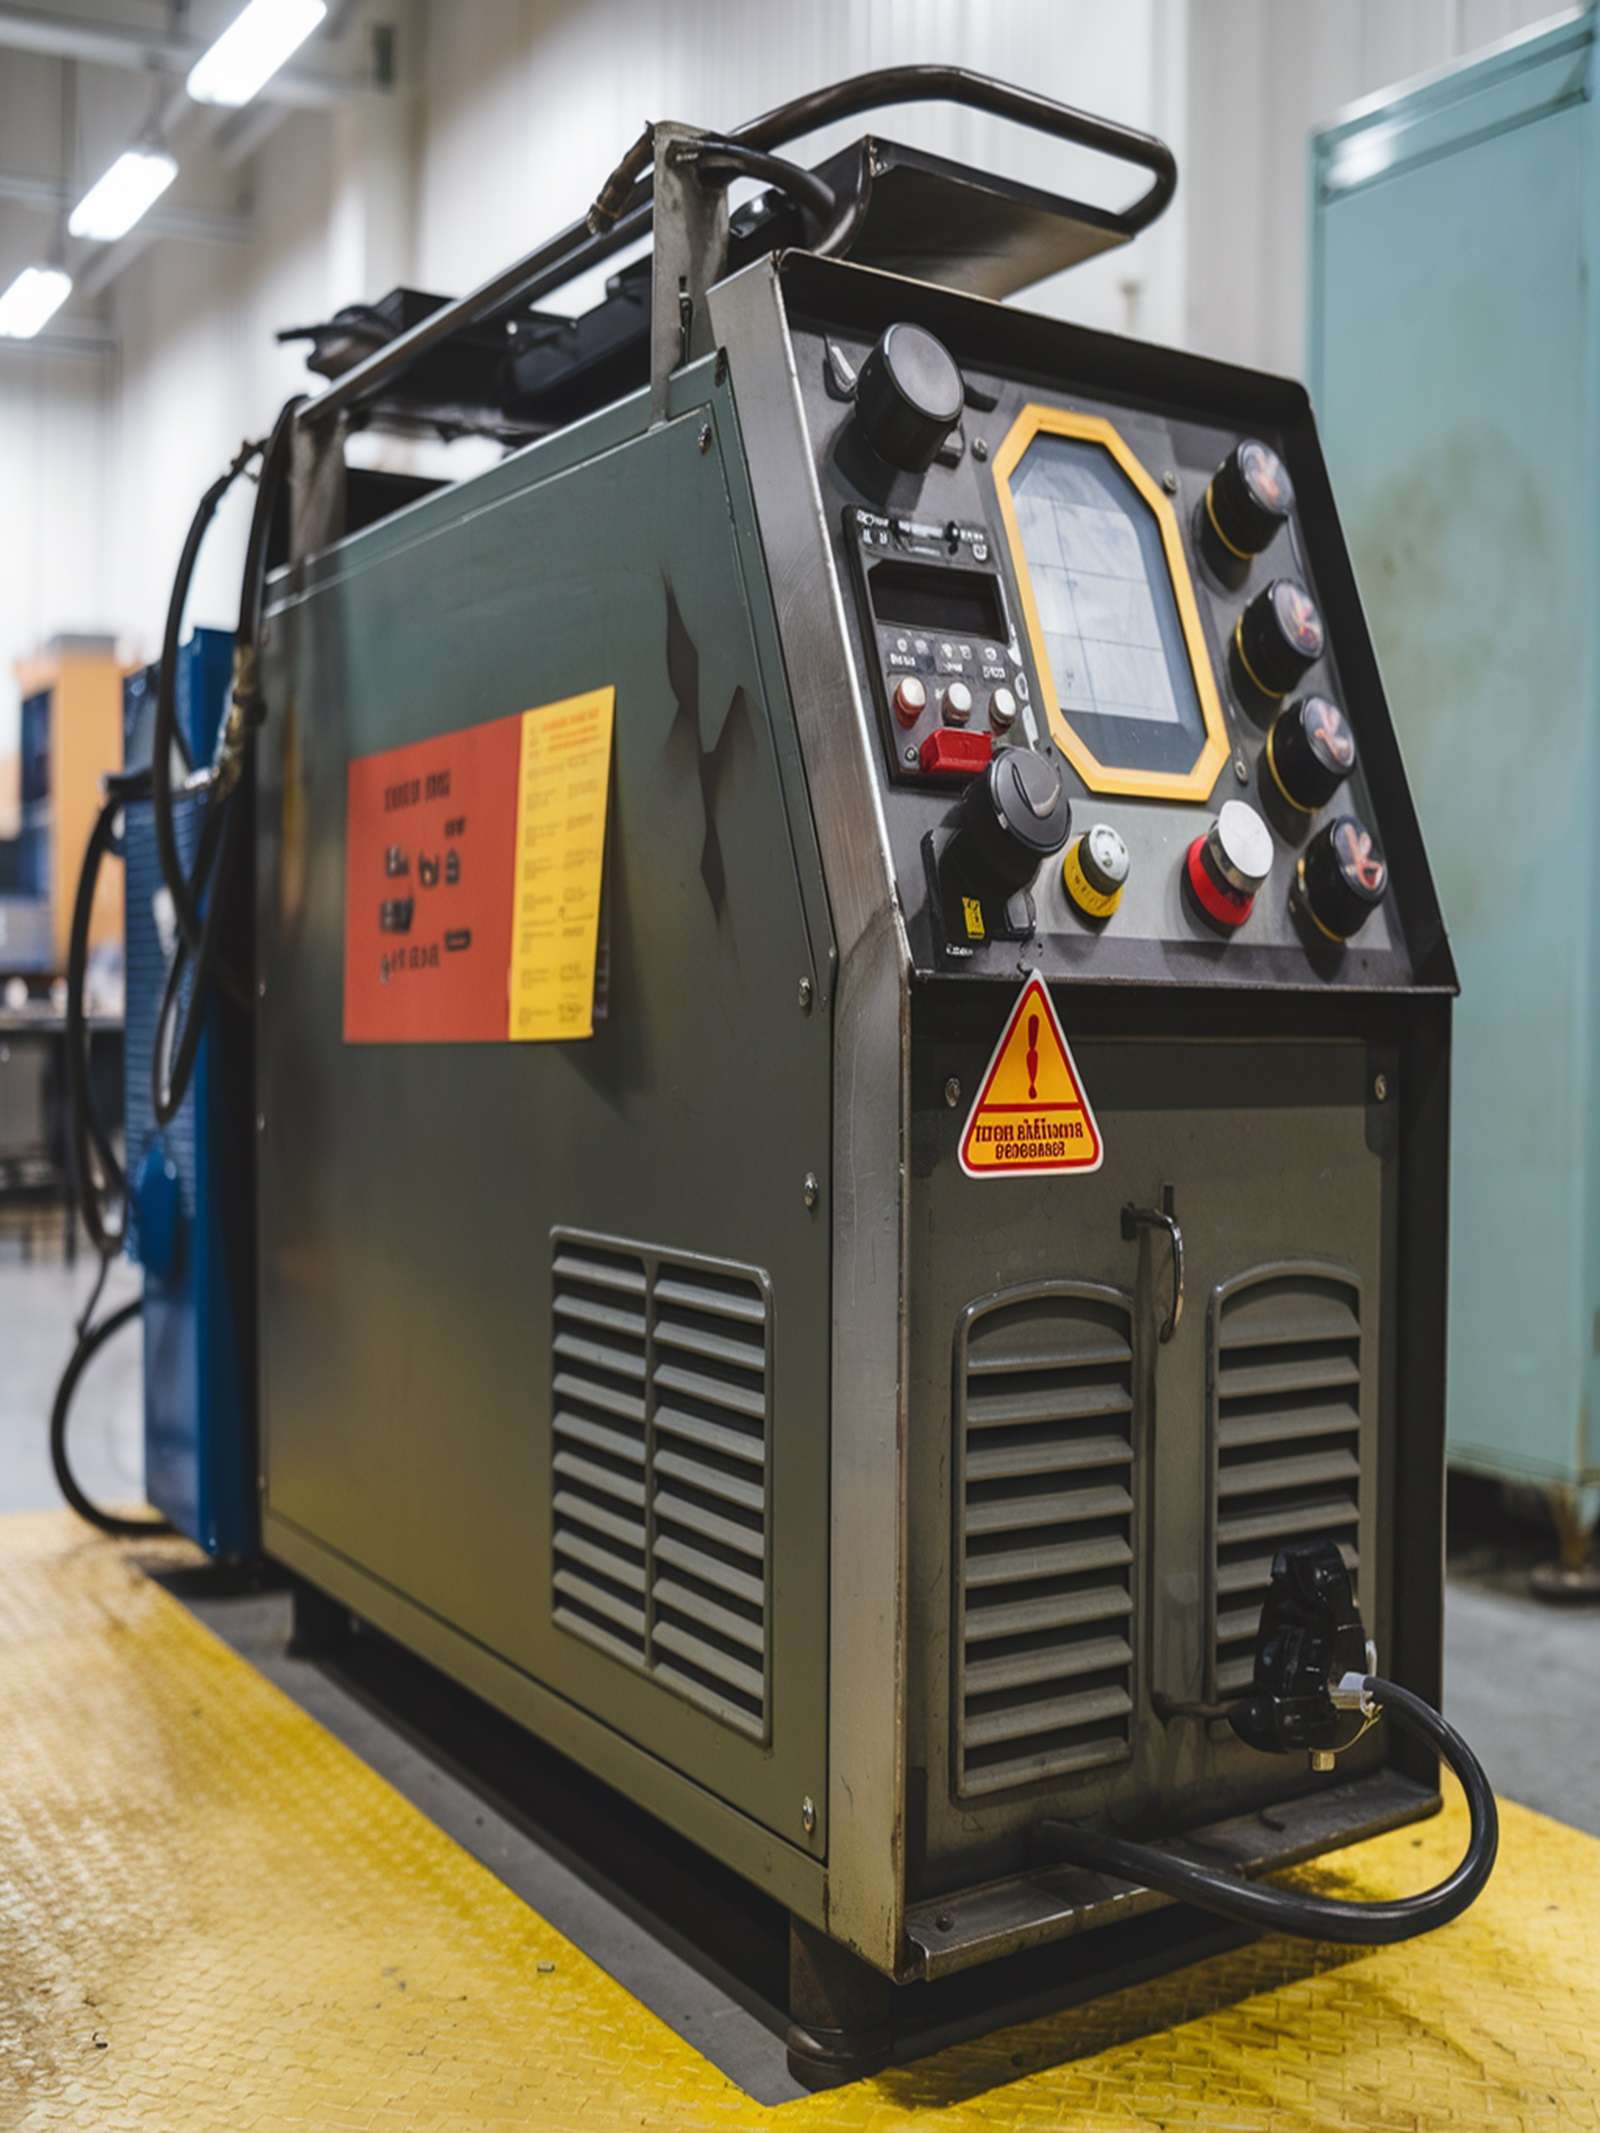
left=252, top=71, right=1461, bottom=2070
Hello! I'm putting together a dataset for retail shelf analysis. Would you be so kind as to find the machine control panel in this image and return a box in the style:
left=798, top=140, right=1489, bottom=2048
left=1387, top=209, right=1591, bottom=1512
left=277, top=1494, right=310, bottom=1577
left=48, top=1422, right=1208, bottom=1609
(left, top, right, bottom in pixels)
left=844, top=506, right=1038, bottom=780
left=805, top=303, right=1423, bottom=990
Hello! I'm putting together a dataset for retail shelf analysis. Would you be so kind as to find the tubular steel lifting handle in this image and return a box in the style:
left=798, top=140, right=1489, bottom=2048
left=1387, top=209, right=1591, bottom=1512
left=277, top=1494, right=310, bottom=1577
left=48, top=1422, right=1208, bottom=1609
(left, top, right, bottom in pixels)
left=305, top=64, right=1176, bottom=427
left=1122, top=1189, right=1184, bottom=1343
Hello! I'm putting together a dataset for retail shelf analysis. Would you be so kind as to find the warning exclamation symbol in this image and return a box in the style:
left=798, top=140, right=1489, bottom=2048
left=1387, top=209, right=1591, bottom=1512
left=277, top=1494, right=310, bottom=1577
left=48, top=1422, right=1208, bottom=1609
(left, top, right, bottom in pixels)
left=1027, top=1014, right=1040, bottom=1100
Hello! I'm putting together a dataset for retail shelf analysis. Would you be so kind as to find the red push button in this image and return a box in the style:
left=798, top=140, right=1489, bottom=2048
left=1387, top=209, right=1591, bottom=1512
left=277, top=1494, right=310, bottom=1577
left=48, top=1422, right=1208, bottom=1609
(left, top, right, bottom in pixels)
left=892, top=674, right=928, bottom=727
left=1184, top=835, right=1255, bottom=927
left=919, top=727, right=994, bottom=778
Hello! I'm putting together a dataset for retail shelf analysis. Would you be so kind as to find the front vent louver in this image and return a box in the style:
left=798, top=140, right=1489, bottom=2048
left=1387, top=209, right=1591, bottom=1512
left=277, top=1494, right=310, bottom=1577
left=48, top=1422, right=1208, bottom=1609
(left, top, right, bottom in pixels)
left=551, top=1231, right=771, bottom=1741
left=1208, top=1264, right=1363, bottom=1700
left=954, top=1282, right=1138, bottom=1798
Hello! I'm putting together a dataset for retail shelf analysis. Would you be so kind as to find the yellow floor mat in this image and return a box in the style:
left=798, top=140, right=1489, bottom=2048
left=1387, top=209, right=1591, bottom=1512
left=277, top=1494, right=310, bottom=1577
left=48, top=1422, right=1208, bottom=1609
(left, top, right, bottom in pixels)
left=0, top=1509, right=1595, bottom=2131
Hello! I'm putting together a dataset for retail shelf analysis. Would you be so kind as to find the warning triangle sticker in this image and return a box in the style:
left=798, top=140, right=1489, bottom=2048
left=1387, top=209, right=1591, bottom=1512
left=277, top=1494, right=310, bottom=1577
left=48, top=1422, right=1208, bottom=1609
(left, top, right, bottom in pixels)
left=959, top=975, right=1103, bottom=1179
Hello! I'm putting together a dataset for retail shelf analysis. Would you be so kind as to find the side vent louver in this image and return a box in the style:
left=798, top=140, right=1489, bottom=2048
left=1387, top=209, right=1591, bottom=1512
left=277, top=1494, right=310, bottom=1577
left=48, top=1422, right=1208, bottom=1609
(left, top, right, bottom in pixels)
left=954, top=1282, right=1138, bottom=1798
left=1209, top=1264, right=1363, bottom=1699
left=551, top=1231, right=772, bottom=1740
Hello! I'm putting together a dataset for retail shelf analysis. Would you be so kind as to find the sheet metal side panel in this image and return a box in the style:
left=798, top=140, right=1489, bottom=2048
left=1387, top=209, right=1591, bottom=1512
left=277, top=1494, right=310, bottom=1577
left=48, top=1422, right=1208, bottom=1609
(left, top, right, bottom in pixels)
left=710, top=257, right=912, bottom=1975
left=255, top=384, right=833, bottom=1858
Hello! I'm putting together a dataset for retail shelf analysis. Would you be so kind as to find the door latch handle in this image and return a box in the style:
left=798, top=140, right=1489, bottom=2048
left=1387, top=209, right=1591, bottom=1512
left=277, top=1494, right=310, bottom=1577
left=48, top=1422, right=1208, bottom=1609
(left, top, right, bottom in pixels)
left=1122, top=1186, right=1184, bottom=1343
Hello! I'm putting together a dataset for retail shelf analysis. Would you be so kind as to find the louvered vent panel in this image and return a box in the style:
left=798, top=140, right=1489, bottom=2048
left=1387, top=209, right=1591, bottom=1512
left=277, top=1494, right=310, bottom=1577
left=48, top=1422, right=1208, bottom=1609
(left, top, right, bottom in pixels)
left=551, top=1234, right=771, bottom=1740
left=955, top=1285, right=1137, bottom=1798
left=1210, top=1268, right=1362, bottom=1699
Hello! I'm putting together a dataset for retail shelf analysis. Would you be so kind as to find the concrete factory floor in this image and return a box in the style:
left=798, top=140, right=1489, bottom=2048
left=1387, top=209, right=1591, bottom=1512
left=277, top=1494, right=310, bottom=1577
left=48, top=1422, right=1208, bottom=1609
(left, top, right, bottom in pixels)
left=2, top=1242, right=1598, bottom=2127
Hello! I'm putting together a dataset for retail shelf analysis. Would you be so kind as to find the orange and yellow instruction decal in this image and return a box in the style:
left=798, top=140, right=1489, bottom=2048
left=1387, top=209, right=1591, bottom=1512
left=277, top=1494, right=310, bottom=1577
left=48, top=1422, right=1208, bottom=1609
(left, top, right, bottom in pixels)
left=959, top=975, right=1103, bottom=1178
left=343, top=687, right=613, bottom=1045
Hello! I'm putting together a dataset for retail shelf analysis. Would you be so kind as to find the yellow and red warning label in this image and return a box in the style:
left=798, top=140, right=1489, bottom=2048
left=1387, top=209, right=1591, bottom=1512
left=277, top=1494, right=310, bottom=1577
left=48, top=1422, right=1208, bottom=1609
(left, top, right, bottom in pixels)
left=343, top=687, right=613, bottom=1045
left=959, top=975, right=1103, bottom=1178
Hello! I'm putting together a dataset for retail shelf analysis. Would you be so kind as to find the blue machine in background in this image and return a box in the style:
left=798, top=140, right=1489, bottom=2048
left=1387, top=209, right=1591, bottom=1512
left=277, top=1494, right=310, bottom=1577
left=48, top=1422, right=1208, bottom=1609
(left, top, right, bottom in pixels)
left=1308, top=12, right=1600, bottom=1559
left=122, top=629, right=256, bottom=1557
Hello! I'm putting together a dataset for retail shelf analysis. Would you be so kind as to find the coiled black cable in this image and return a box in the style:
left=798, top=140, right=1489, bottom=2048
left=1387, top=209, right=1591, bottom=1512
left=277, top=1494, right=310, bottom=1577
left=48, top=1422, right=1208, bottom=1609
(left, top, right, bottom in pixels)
left=63, top=779, right=142, bottom=1253
left=151, top=790, right=238, bottom=1129
left=683, top=136, right=840, bottom=245
left=1038, top=1677, right=1498, bottom=1945
left=151, top=439, right=260, bottom=958
left=150, top=393, right=300, bottom=980
left=49, top=1264, right=169, bottom=1540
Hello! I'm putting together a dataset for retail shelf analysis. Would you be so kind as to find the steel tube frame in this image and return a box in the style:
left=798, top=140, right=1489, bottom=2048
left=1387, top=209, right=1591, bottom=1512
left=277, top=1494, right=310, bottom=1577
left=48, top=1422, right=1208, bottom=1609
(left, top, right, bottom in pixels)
left=303, top=64, right=1177, bottom=430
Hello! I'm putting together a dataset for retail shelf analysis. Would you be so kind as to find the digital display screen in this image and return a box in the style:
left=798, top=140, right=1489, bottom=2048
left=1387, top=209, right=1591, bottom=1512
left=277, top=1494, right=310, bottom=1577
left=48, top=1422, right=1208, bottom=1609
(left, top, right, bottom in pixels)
left=1011, top=435, right=1207, bottom=775
left=868, top=559, right=1007, bottom=642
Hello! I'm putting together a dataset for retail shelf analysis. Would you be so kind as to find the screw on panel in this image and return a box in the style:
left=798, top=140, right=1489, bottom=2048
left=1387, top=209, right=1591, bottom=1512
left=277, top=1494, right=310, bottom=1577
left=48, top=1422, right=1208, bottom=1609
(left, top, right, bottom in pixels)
left=944, top=1077, right=962, bottom=1109
left=972, top=437, right=989, bottom=461
left=1234, top=754, right=1249, bottom=784
left=1373, top=1073, right=1389, bottom=1102
left=697, top=423, right=713, bottom=453
left=1162, top=468, right=1179, bottom=494
left=797, top=976, right=814, bottom=1013
left=801, top=1795, right=816, bottom=1834
left=904, top=745, right=918, bottom=763
left=802, top=1172, right=820, bottom=1210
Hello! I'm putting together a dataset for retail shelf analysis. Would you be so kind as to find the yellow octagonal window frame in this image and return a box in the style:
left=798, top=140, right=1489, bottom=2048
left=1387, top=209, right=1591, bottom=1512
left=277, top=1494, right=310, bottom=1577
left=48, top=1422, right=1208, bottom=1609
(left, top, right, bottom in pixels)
left=992, top=405, right=1231, bottom=802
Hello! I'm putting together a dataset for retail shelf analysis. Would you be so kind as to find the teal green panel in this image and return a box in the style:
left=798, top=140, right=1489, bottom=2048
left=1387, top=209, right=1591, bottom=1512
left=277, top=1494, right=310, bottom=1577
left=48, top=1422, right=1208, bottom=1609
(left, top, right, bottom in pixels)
left=1311, top=55, right=1597, bottom=1487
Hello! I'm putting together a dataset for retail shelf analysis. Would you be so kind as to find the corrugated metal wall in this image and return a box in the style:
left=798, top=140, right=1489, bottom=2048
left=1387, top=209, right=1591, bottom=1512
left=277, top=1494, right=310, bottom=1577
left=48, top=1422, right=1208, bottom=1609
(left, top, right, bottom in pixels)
left=1183, top=0, right=1566, bottom=377
left=413, top=0, right=1192, bottom=344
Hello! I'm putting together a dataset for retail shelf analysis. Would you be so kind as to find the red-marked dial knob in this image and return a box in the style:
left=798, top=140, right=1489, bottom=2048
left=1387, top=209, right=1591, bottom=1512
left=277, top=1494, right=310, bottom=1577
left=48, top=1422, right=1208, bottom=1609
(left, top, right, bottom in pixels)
left=1296, top=815, right=1387, bottom=941
left=1236, top=578, right=1325, bottom=699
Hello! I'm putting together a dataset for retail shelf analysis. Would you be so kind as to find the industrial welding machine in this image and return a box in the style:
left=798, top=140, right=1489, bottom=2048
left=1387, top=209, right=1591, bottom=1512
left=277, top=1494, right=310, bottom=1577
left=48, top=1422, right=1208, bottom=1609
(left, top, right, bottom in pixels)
left=133, top=68, right=1496, bottom=2078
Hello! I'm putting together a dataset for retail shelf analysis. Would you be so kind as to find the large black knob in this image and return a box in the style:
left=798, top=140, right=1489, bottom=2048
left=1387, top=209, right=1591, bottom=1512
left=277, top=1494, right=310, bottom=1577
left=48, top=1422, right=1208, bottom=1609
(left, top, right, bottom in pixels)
left=1296, top=815, right=1387, bottom=941
left=956, top=747, right=1071, bottom=894
left=1205, top=438, right=1294, bottom=559
left=1266, top=694, right=1357, bottom=812
left=853, top=322, right=963, bottom=472
left=1235, top=577, right=1326, bottom=700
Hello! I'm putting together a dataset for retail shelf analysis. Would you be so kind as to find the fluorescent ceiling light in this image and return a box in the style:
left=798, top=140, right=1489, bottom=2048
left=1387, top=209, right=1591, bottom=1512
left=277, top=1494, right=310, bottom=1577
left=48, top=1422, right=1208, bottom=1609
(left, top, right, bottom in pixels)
left=187, top=0, right=328, bottom=107
left=0, top=265, right=73, bottom=339
left=68, top=148, right=179, bottom=243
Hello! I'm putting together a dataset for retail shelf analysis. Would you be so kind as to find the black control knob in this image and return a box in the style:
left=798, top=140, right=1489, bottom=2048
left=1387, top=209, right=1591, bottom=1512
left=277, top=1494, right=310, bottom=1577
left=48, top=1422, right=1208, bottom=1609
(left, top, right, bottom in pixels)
left=956, top=747, right=1071, bottom=894
left=1205, top=439, right=1294, bottom=559
left=1235, top=578, right=1326, bottom=699
left=1266, top=694, right=1357, bottom=812
left=1296, top=815, right=1387, bottom=941
left=853, top=322, right=964, bottom=472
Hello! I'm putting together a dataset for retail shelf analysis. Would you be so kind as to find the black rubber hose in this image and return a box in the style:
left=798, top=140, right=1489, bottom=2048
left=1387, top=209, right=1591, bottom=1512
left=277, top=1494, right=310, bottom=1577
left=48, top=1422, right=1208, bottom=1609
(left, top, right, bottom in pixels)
left=233, top=395, right=301, bottom=684
left=50, top=1290, right=171, bottom=1539
left=151, top=395, right=296, bottom=1000
left=1037, top=1678, right=1498, bottom=1946
left=152, top=442, right=259, bottom=954
left=151, top=790, right=236, bottom=1129
left=686, top=137, right=840, bottom=244
left=63, top=788, right=128, bottom=1253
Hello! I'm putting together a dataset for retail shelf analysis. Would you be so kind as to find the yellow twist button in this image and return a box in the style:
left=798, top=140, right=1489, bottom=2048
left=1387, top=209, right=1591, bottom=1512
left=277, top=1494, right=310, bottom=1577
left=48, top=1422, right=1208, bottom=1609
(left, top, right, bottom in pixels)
left=1063, top=824, right=1129, bottom=920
